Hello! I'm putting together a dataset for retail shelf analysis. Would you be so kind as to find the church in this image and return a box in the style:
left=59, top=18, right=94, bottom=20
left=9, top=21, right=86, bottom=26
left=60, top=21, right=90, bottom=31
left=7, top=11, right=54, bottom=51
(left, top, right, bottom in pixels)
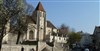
left=2, top=2, right=67, bottom=51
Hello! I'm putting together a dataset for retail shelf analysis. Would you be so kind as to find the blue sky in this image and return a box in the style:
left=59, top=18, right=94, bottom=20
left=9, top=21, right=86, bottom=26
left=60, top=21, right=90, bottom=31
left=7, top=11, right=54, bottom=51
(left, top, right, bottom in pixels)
left=26, top=0, right=99, bottom=34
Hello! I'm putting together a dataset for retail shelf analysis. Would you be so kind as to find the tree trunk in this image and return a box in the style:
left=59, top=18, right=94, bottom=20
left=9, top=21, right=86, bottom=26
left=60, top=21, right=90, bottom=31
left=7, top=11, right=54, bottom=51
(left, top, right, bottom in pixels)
left=0, top=23, right=5, bottom=51
left=16, top=31, right=21, bottom=44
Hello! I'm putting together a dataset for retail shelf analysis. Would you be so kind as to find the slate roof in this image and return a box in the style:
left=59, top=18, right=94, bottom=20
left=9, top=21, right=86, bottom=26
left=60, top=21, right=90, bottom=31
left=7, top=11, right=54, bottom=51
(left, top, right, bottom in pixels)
left=26, top=15, right=36, bottom=24
left=35, top=2, right=45, bottom=12
left=93, top=26, right=100, bottom=34
left=47, top=21, right=56, bottom=29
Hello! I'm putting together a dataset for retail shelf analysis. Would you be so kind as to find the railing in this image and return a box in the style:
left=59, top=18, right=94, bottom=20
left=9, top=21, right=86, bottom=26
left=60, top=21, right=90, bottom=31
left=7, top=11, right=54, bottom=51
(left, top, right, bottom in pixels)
left=45, top=35, right=68, bottom=43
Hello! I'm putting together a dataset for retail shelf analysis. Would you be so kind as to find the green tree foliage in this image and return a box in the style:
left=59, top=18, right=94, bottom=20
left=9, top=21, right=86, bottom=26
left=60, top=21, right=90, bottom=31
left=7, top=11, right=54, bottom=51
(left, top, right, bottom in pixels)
left=67, top=32, right=82, bottom=48
left=0, top=0, right=26, bottom=50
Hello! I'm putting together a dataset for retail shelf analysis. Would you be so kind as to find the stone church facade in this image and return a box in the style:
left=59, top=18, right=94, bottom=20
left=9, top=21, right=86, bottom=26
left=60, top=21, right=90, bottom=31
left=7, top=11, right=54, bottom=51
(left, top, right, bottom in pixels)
left=1, top=2, right=67, bottom=51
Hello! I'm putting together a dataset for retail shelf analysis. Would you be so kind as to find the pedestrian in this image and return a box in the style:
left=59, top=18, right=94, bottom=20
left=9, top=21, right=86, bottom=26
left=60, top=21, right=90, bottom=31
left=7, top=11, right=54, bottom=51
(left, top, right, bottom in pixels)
left=31, top=48, right=34, bottom=51
left=21, top=46, right=24, bottom=51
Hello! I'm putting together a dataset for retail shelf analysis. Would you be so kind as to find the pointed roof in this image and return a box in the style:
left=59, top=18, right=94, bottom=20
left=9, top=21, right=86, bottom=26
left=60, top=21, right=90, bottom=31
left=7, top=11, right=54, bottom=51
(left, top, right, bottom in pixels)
left=35, top=2, right=45, bottom=12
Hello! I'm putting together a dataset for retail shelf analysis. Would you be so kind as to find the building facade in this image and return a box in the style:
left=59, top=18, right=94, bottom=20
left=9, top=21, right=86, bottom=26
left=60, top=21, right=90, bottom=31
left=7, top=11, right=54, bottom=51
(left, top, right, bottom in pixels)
left=2, top=2, right=67, bottom=51
left=80, top=33, right=93, bottom=48
left=93, top=26, right=100, bottom=50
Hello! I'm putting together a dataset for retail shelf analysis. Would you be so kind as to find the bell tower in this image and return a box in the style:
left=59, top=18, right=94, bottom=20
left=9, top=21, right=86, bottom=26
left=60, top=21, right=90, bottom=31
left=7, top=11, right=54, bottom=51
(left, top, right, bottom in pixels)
left=35, top=2, right=46, bottom=41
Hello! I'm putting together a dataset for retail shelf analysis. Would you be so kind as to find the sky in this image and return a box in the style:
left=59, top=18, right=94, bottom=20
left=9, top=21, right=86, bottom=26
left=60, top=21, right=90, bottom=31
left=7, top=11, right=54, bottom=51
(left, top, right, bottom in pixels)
left=26, top=0, right=99, bottom=34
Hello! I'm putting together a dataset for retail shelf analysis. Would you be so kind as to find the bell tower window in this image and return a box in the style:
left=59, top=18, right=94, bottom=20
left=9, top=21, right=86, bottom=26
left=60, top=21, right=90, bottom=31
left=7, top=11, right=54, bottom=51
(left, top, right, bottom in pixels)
left=43, top=12, right=46, bottom=17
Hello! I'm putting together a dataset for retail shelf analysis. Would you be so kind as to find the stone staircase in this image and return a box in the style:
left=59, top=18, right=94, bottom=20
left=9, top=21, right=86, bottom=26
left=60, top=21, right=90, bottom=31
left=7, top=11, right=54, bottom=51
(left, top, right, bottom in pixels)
left=44, top=43, right=64, bottom=51
left=54, top=43, right=64, bottom=51
left=38, top=41, right=47, bottom=51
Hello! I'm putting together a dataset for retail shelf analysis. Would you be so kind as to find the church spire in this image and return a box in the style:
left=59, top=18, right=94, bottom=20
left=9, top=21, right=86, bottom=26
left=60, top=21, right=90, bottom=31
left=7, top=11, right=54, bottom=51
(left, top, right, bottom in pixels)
left=35, top=2, right=45, bottom=12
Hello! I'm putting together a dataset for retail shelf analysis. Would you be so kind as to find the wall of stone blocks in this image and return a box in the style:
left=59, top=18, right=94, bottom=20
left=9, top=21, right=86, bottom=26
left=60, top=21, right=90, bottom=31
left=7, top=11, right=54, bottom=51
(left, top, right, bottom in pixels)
left=1, top=44, right=36, bottom=51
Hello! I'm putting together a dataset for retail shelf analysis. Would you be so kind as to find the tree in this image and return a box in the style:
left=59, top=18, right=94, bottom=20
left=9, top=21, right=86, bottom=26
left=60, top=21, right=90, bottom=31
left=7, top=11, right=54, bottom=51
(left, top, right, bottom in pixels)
left=67, top=32, right=82, bottom=48
left=58, top=24, right=69, bottom=37
left=24, top=1, right=34, bottom=15
left=0, top=0, right=26, bottom=50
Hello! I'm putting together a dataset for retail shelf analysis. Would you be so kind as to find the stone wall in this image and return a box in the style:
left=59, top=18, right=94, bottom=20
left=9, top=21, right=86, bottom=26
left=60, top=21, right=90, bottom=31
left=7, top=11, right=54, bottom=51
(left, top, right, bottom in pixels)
left=1, top=44, right=36, bottom=51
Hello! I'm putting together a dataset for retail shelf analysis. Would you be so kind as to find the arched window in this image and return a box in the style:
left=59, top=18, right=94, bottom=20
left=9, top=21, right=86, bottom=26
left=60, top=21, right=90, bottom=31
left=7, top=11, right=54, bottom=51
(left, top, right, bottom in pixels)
left=29, top=30, right=34, bottom=39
